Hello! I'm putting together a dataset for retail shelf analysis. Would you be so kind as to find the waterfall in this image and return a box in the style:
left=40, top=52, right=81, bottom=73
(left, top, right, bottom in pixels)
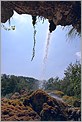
left=39, top=31, right=51, bottom=89
left=42, top=31, right=51, bottom=79
left=43, top=32, right=51, bottom=64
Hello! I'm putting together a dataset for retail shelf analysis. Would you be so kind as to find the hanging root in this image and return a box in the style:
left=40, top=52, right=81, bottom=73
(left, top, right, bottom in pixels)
left=31, top=25, right=37, bottom=61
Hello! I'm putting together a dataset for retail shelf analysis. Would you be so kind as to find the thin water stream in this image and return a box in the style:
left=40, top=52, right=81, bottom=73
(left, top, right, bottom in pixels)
left=43, top=32, right=51, bottom=64
left=41, top=32, right=51, bottom=81
left=48, top=92, right=63, bottom=101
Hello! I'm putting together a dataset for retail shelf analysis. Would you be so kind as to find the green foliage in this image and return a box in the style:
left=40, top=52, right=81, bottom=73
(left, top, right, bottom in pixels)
left=62, top=61, right=81, bottom=99
left=1, top=74, right=39, bottom=97
left=44, top=61, right=81, bottom=99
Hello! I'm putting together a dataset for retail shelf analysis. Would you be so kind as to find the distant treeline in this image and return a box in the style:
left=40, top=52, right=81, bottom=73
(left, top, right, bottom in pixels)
left=1, top=61, right=81, bottom=99
left=1, top=74, right=39, bottom=97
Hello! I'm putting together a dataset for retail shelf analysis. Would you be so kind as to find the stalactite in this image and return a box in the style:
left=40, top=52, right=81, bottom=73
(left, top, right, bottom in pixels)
left=49, top=20, right=56, bottom=33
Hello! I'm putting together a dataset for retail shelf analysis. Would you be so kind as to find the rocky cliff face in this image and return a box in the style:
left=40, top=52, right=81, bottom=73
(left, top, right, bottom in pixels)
left=1, top=1, right=81, bottom=33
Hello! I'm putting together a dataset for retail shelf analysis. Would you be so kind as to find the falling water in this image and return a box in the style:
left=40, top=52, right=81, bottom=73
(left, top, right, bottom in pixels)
left=42, top=31, right=51, bottom=79
left=39, top=80, right=44, bottom=89
left=43, top=32, right=51, bottom=64
left=39, top=31, right=51, bottom=89
left=40, top=20, right=56, bottom=84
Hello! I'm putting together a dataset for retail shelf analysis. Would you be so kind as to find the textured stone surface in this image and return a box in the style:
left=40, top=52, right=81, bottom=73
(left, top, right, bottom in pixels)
left=23, top=89, right=81, bottom=121
left=1, top=1, right=81, bottom=33
left=1, top=90, right=81, bottom=121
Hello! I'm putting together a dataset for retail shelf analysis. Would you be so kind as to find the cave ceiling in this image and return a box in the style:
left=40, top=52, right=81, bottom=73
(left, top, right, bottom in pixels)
left=1, top=1, right=81, bottom=33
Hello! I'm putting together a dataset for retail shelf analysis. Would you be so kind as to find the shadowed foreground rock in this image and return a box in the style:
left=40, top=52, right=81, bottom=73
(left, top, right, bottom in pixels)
left=23, top=89, right=81, bottom=121
left=1, top=90, right=81, bottom=121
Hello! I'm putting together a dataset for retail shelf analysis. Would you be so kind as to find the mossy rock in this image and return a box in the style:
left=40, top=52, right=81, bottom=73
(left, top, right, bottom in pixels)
left=1, top=90, right=81, bottom=121
left=1, top=98, right=41, bottom=121
left=23, top=89, right=67, bottom=114
left=40, top=103, right=68, bottom=121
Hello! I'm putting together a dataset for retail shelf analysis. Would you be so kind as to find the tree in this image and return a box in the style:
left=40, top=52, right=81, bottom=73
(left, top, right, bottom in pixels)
left=62, top=61, right=81, bottom=99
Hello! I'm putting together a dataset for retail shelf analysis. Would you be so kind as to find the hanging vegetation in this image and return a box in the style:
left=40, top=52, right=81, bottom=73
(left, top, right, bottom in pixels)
left=31, top=16, right=37, bottom=61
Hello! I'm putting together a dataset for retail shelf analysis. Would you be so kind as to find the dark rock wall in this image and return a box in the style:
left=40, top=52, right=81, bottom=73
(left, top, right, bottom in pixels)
left=1, top=1, right=81, bottom=33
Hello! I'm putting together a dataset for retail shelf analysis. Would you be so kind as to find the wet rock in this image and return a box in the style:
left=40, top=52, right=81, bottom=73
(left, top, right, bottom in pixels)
left=40, top=103, right=68, bottom=121
left=68, top=108, right=81, bottom=121
left=76, top=110, right=81, bottom=121
left=73, top=100, right=81, bottom=107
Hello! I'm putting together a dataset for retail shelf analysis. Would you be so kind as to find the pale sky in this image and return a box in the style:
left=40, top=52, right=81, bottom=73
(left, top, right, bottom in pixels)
left=1, top=11, right=81, bottom=80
